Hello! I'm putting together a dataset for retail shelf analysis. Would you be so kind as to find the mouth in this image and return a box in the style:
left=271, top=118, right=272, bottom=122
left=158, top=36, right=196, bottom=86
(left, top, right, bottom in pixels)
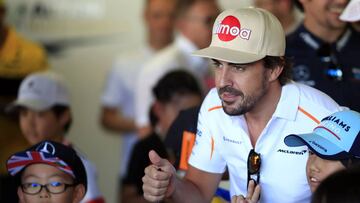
left=308, top=176, right=321, bottom=191
left=221, top=92, right=239, bottom=104
left=329, top=6, right=345, bottom=15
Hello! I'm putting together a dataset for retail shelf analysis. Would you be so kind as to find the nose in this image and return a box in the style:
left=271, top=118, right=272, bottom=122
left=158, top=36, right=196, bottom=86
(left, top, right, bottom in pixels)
left=217, top=65, right=233, bottom=88
left=308, top=155, right=321, bottom=173
left=39, top=186, right=50, bottom=198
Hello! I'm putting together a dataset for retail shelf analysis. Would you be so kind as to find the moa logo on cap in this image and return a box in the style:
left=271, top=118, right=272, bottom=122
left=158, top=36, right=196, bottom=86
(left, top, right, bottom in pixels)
left=214, top=15, right=252, bottom=41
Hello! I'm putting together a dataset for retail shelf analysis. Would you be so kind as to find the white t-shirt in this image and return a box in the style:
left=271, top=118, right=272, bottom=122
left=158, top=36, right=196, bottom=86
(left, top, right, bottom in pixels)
left=79, top=156, right=104, bottom=203
left=189, top=83, right=342, bottom=203
left=135, top=34, right=210, bottom=128
left=101, top=46, right=154, bottom=177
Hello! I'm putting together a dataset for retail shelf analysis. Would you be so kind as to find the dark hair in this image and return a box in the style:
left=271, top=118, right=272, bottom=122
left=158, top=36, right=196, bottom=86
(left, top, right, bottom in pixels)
left=263, top=56, right=292, bottom=86
left=311, top=165, right=360, bottom=203
left=51, top=105, right=72, bottom=133
left=152, top=69, right=203, bottom=103
left=293, top=0, right=304, bottom=12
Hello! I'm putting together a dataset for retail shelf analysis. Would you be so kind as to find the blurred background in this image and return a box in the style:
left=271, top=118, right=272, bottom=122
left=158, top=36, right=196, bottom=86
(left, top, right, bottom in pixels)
left=2, top=0, right=252, bottom=202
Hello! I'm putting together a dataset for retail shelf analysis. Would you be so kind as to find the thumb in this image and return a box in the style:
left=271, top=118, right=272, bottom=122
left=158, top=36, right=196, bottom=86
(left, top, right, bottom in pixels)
left=148, top=150, right=167, bottom=167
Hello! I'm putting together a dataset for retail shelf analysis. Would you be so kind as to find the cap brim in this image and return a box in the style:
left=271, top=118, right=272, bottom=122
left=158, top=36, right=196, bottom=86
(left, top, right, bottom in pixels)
left=193, top=46, right=266, bottom=64
left=340, top=0, right=360, bottom=22
left=6, top=99, right=52, bottom=113
left=284, top=133, right=350, bottom=160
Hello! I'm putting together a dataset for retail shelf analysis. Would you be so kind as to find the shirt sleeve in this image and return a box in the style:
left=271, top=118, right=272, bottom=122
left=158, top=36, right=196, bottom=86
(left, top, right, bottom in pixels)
left=134, top=64, right=156, bottom=127
left=101, top=67, right=125, bottom=108
left=188, top=94, right=226, bottom=174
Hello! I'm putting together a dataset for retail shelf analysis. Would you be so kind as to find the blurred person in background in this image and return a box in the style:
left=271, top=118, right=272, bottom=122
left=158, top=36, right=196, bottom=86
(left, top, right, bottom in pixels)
left=135, top=0, right=221, bottom=137
left=286, top=0, right=360, bottom=112
left=253, top=0, right=303, bottom=35
left=99, top=0, right=176, bottom=201
left=0, top=0, right=48, bottom=201
left=122, top=70, right=202, bottom=203
left=311, top=164, right=360, bottom=203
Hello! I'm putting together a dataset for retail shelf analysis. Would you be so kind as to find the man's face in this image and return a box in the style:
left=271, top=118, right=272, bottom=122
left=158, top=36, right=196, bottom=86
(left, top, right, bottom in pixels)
left=18, top=164, right=85, bottom=203
left=181, top=0, right=220, bottom=49
left=144, top=0, right=176, bottom=45
left=301, top=0, right=348, bottom=30
left=213, top=59, right=271, bottom=116
left=19, top=108, right=67, bottom=145
left=306, top=151, right=345, bottom=192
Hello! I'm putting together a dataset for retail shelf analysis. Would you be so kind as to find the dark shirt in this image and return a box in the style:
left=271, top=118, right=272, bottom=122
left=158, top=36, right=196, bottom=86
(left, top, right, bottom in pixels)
left=164, top=106, right=200, bottom=169
left=122, top=133, right=168, bottom=195
left=286, top=24, right=360, bottom=111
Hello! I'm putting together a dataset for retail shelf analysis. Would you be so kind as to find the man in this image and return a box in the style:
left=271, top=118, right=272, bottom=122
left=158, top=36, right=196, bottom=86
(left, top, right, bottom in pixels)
left=253, top=0, right=303, bottom=35
left=6, top=140, right=87, bottom=203
left=99, top=0, right=176, bottom=196
left=135, top=0, right=220, bottom=137
left=122, top=70, right=202, bottom=203
left=287, top=0, right=360, bottom=112
left=142, top=8, right=342, bottom=203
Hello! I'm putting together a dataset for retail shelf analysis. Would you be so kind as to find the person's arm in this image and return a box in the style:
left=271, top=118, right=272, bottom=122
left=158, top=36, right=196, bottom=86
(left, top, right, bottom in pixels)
left=142, top=150, right=222, bottom=203
left=101, top=107, right=136, bottom=133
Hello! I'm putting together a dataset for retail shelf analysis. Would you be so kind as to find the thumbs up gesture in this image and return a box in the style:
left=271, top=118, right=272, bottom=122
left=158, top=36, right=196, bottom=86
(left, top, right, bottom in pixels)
left=143, top=150, right=177, bottom=202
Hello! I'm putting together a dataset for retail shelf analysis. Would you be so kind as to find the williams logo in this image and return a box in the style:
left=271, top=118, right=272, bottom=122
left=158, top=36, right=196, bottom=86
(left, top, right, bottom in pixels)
left=277, top=149, right=307, bottom=155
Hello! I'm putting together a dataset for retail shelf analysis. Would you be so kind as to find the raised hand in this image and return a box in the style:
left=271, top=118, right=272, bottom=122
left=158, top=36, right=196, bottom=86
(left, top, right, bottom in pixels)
left=231, top=180, right=261, bottom=203
left=142, top=150, right=176, bottom=202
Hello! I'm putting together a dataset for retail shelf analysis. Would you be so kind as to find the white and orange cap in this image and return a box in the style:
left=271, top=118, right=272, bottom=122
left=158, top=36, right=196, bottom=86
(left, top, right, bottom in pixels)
left=340, top=0, right=360, bottom=22
left=193, top=7, right=285, bottom=64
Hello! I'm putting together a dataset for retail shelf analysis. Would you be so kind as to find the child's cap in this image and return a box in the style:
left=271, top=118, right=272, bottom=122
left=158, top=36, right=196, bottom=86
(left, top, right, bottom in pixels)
left=6, top=71, right=70, bottom=113
left=193, top=7, right=285, bottom=64
left=6, top=140, right=87, bottom=191
left=340, top=0, right=360, bottom=22
left=284, top=110, right=360, bottom=160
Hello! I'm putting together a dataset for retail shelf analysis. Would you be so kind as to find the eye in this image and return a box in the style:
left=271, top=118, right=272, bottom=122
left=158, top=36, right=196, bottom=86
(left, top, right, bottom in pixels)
left=211, top=60, right=223, bottom=69
left=23, top=182, right=41, bottom=188
left=232, top=64, right=246, bottom=71
left=49, top=181, right=63, bottom=187
left=308, top=149, right=314, bottom=155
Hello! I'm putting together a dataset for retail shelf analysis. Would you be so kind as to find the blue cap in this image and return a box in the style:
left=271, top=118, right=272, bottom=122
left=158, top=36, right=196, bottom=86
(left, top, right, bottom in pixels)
left=284, top=110, right=360, bottom=160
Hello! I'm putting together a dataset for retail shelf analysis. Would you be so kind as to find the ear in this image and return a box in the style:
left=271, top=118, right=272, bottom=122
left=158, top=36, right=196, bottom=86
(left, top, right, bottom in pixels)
left=17, top=186, right=25, bottom=203
left=268, top=64, right=284, bottom=83
left=152, top=101, right=164, bottom=119
left=72, top=184, right=86, bottom=203
left=59, top=109, right=71, bottom=128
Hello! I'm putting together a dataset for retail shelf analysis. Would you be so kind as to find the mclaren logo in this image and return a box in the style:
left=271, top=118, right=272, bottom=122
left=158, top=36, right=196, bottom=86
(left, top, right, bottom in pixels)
left=277, top=149, right=307, bottom=155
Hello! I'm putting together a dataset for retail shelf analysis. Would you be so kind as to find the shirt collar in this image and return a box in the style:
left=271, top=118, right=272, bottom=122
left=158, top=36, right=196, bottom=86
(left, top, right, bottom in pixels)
left=272, top=82, right=299, bottom=121
left=298, top=24, right=352, bottom=51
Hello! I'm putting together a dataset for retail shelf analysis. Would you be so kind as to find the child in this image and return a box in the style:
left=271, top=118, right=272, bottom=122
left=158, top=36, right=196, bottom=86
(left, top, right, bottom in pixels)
left=6, top=71, right=105, bottom=203
left=6, top=140, right=87, bottom=203
left=231, top=110, right=360, bottom=203
left=284, top=109, right=360, bottom=192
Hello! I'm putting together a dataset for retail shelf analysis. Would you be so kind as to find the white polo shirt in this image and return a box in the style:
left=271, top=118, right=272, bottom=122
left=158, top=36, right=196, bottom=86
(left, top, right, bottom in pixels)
left=189, top=82, right=342, bottom=203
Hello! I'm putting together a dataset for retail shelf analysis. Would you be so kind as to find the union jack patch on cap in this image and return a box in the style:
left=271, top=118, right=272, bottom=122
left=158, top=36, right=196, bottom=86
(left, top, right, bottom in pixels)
left=6, top=151, right=75, bottom=178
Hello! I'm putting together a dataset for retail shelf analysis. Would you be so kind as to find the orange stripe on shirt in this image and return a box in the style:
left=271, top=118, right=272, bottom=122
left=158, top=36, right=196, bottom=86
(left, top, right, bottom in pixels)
left=298, top=106, right=320, bottom=124
left=208, top=106, right=222, bottom=112
left=210, top=136, right=214, bottom=160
